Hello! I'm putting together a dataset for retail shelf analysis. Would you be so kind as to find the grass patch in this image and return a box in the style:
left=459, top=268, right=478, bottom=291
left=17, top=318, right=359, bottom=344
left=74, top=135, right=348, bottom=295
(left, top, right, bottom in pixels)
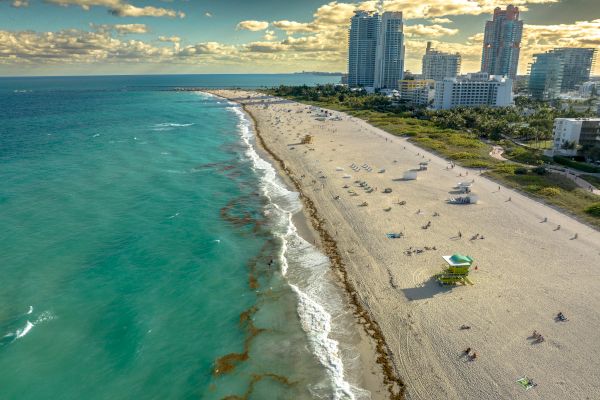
left=493, top=164, right=519, bottom=174
left=462, top=159, right=494, bottom=168
left=538, top=187, right=561, bottom=196
left=450, top=152, right=480, bottom=160
left=585, top=203, right=600, bottom=217
left=447, top=134, right=484, bottom=148
left=503, top=146, right=546, bottom=165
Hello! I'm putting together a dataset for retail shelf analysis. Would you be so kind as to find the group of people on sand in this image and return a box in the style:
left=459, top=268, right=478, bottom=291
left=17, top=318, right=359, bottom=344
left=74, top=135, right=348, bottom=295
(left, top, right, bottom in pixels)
left=464, top=347, right=478, bottom=361
left=531, top=330, right=545, bottom=343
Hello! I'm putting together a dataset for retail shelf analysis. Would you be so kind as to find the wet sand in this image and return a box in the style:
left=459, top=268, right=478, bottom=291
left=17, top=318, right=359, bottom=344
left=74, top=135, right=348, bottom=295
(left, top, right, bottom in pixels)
left=210, top=90, right=600, bottom=400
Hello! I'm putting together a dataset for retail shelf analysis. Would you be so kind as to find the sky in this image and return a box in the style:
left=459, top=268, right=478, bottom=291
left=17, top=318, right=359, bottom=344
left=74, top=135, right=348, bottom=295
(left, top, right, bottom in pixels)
left=0, top=0, right=598, bottom=76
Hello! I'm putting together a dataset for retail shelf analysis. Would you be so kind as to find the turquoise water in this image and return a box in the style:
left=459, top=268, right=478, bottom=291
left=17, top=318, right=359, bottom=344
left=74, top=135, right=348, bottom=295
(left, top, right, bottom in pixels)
left=0, top=76, right=367, bottom=399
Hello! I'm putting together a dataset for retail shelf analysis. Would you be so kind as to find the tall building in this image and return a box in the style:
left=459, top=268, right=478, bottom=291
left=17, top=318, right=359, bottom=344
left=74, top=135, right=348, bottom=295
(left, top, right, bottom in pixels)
left=348, top=11, right=405, bottom=90
left=481, top=5, right=523, bottom=80
left=528, top=52, right=564, bottom=100
left=374, top=12, right=405, bottom=90
left=348, top=11, right=380, bottom=88
left=433, top=73, right=513, bottom=110
left=528, top=48, right=597, bottom=99
left=422, top=42, right=461, bottom=81
left=551, top=48, right=597, bottom=91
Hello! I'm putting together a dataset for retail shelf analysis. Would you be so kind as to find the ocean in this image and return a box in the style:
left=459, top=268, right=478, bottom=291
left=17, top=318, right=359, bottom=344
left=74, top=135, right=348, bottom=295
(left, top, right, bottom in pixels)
left=0, top=75, right=369, bottom=399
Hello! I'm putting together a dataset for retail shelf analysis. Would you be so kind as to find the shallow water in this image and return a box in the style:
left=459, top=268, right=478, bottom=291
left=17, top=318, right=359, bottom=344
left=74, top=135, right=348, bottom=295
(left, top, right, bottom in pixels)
left=0, top=75, right=366, bottom=400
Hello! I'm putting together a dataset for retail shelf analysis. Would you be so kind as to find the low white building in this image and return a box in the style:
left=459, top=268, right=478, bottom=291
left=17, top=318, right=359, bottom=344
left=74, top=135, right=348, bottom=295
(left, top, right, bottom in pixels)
left=552, top=118, right=600, bottom=156
left=432, top=73, right=513, bottom=110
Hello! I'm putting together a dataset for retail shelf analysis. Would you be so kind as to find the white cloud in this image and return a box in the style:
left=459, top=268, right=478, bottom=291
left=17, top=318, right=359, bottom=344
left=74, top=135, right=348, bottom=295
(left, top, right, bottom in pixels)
left=45, top=0, right=185, bottom=18
left=236, top=20, right=269, bottom=31
left=405, top=24, right=459, bottom=38
left=263, top=30, right=276, bottom=41
left=272, top=20, right=317, bottom=34
left=90, top=23, right=148, bottom=35
left=158, top=36, right=181, bottom=43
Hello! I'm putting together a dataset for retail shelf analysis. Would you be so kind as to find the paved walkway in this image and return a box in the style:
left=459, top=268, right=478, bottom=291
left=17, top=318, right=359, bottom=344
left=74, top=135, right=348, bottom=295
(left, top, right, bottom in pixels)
left=489, top=146, right=507, bottom=161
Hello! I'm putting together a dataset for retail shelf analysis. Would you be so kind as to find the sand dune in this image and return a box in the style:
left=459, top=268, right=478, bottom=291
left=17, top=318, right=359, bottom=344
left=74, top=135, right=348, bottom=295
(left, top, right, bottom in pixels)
left=211, top=90, right=600, bottom=400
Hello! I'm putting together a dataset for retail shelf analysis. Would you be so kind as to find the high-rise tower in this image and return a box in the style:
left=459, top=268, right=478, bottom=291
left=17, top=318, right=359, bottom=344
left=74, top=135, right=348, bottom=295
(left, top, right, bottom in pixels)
left=551, top=48, right=597, bottom=91
left=481, top=5, right=523, bottom=80
left=528, top=47, right=597, bottom=99
left=348, top=11, right=380, bottom=88
left=422, top=42, right=461, bottom=81
left=348, top=11, right=404, bottom=90
left=374, top=11, right=405, bottom=89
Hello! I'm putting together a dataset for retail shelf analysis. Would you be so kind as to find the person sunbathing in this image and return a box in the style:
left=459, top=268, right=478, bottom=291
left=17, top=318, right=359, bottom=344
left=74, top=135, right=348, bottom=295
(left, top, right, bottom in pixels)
left=536, top=335, right=545, bottom=343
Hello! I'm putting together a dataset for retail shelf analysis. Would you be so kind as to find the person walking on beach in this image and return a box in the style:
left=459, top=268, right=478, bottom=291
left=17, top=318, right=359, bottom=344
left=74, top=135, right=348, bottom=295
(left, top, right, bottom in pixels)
left=458, top=231, right=462, bottom=238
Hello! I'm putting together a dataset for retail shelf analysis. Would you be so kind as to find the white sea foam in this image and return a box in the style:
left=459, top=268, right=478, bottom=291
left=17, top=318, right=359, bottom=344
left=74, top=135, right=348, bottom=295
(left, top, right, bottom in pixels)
left=15, top=321, right=33, bottom=339
left=226, top=101, right=368, bottom=400
left=3, top=310, right=56, bottom=345
left=150, top=122, right=195, bottom=132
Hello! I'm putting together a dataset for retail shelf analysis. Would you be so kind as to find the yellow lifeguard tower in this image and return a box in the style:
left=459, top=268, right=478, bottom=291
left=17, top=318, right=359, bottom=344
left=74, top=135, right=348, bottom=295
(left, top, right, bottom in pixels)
left=436, top=254, right=474, bottom=285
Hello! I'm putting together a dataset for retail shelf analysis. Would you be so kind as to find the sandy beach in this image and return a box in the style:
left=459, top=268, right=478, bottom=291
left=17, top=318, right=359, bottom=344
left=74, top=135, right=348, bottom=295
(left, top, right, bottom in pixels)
left=210, top=90, right=600, bottom=400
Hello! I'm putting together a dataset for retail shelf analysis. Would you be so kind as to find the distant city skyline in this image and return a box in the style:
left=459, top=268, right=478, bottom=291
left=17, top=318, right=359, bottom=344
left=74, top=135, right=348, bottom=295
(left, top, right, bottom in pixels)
left=0, top=0, right=599, bottom=76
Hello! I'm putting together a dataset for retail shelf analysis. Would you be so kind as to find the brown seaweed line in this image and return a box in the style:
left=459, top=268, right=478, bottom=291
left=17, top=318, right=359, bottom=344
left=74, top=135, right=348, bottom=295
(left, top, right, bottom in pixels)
left=238, top=100, right=406, bottom=400
left=213, top=305, right=266, bottom=377
left=219, top=196, right=261, bottom=229
left=221, top=373, right=297, bottom=400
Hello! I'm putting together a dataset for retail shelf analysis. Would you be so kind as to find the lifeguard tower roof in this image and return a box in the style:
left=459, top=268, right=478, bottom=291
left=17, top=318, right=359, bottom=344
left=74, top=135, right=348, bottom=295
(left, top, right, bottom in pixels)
left=443, top=254, right=473, bottom=267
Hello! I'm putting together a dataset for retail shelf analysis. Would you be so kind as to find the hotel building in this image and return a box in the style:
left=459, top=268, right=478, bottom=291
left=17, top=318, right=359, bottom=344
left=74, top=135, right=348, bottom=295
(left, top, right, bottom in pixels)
left=433, top=73, right=513, bottom=110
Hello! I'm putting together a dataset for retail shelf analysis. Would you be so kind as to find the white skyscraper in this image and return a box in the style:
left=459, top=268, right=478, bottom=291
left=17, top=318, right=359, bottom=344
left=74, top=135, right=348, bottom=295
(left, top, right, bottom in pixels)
left=347, top=11, right=404, bottom=90
left=347, top=11, right=380, bottom=88
left=422, top=42, right=461, bottom=81
left=374, top=12, right=405, bottom=90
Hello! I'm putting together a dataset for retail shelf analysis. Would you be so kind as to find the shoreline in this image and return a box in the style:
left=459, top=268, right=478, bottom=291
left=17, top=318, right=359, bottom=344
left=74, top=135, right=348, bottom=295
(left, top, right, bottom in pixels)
left=209, top=90, right=401, bottom=399
left=242, top=102, right=404, bottom=399
left=239, top=97, right=402, bottom=399
left=208, top=90, right=600, bottom=400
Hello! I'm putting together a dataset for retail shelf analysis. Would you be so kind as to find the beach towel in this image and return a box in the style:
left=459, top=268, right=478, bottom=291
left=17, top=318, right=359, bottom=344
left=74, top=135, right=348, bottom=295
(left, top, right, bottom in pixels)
left=386, top=233, right=403, bottom=239
left=516, top=376, right=537, bottom=390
